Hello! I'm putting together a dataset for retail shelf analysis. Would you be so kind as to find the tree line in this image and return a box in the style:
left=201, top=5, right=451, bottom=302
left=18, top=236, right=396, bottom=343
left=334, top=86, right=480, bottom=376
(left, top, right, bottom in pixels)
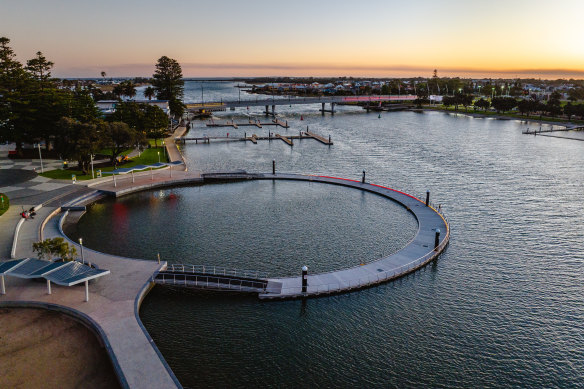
left=440, top=91, right=584, bottom=120
left=0, top=37, right=185, bottom=172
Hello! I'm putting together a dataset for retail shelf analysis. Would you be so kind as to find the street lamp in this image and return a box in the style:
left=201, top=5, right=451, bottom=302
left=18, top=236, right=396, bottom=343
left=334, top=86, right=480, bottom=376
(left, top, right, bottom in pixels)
left=37, top=143, right=44, bottom=173
left=79, top=238, right=85, bottom=265
left=90, top=154, right=94, bottom=179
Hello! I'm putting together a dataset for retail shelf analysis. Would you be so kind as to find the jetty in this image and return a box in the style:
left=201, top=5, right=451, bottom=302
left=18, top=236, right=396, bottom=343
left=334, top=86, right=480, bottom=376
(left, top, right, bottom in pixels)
left=206, top=118, right=289, bottom=129
left=178, top=130, right=332, bottom=146
left=522, top=125, right=584, bottom=134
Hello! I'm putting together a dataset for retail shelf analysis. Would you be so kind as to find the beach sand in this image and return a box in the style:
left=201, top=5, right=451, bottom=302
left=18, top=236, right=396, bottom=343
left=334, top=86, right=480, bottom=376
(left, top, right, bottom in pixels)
left=0, top=307, right=120, bottom=389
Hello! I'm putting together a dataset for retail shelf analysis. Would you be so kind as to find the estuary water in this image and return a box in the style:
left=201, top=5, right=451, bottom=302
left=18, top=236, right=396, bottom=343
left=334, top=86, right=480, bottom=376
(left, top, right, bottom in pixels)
left=71, top=82, right=584, bottom=388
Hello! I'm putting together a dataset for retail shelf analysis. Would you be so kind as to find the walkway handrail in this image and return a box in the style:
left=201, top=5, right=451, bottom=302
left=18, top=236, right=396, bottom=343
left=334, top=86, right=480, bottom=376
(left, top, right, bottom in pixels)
left=265, top=229, right=450, bottom=295
left=165, top=264, right=269, bottom=280
left=153, top=272, right=268, bottom=292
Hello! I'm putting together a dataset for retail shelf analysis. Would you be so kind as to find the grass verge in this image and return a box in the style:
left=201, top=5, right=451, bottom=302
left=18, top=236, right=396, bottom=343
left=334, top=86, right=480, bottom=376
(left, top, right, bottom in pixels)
left=39, top=148, right=169, bottom=181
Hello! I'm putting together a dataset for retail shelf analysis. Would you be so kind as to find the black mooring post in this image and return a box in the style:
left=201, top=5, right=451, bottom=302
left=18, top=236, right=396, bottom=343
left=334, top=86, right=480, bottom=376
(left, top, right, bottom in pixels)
left=434, top=228, right=441, bottom=250
left=272, top=159, right=275, bottom=175
left=302, top=266, right=308, bottom=293
left=426, top=190, right=430, bottom=206
left=362, top=170, right=366, bottom=183
left=328, top=135, right=331, bottom=144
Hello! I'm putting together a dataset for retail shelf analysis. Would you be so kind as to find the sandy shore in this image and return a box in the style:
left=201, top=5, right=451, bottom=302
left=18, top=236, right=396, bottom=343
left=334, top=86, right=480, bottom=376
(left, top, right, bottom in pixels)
left=0, top=307, right=120, bottom=389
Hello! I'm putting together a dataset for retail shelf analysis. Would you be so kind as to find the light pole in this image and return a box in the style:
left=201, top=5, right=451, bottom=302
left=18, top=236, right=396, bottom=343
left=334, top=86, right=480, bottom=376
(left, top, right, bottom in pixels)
left=37, top=143, right=44, bottom=173
left=79, top=238, right=85, bottom=265
left=90, top=154, right=94, bottom=179
left=158, top=151, right=160, bottom=163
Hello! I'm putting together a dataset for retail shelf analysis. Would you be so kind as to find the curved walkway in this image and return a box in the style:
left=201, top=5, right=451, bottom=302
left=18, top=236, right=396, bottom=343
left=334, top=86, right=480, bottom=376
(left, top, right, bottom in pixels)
left=0, top=169, right=449, bottom=388
left=84, top=171, right=449, bottom=299
left=255, top=174, right=449, bottom=298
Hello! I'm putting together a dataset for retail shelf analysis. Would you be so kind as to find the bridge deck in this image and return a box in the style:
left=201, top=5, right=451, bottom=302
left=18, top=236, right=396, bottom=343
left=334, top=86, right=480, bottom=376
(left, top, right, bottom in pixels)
left=186, top=95, right=417, bottom=110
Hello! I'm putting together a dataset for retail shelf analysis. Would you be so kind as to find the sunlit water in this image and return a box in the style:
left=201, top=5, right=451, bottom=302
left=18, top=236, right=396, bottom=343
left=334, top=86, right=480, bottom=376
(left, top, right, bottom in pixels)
left=71, top=82, right=584, bottom=387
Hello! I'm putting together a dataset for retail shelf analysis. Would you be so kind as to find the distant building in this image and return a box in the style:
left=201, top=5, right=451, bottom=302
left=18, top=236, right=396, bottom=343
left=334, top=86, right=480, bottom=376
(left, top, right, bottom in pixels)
left=96, top=100, right=170, bottom=116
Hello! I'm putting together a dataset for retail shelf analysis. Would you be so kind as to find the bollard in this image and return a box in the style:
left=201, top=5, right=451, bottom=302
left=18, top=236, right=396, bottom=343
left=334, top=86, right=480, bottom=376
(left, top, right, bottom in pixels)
left=328, top=135, right=331, bottom=144
left=272, top=160, right=276, bottom=175
left=302, top=266, right=308, bottom=293
left=434, top=228, right=441, bottom=250
left=362, top=170, right=366, bottom=183
left=244, top=132, right=246, bottom=139
left=426, top=190, right=430, bottom=206
left=157, top=253, right=161, bottom=264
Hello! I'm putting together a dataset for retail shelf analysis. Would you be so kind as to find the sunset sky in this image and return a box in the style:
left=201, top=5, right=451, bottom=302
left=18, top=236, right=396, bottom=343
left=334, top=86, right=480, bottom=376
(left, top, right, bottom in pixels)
left=2, top=0, right=583, bottom=79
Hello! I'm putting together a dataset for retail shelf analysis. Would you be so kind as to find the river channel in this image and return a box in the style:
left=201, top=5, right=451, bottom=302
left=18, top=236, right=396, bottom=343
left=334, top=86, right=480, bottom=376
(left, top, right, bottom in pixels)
left=69, top=82, right=584, bottom=387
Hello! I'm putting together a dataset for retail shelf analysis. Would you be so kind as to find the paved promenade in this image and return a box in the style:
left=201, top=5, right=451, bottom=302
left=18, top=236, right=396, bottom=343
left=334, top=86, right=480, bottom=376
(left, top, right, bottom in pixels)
left=0, top=168, right=191, bottom=388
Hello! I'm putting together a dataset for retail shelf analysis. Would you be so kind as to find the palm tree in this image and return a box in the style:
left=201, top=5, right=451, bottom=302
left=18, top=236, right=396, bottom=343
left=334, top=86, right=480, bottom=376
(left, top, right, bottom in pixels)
left=144, top=86, right=155, bottom=100
left=123, top=81, right=136, bottom=100
left=112, top=83, right=124, bottom=99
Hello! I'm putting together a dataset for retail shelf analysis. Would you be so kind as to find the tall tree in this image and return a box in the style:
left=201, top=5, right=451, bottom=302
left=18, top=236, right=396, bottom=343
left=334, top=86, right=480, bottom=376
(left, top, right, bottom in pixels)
left=152, top=56, right=184, bottom=117
left=143, top=104, right=169, bottom=147
left=101, top=121, right=144, bottom=165
left=144, top=86, right=155, bottom=100
left=55, top=117, right=103, bottom=174
left=121, top=80, right=136, bottom=100
left=25, top=51, right=54, bottom=89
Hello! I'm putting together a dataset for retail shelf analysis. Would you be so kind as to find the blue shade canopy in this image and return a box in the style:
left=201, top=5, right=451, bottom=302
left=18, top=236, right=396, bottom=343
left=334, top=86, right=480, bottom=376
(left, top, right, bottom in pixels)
left=0, top=258, right=109, bottom=286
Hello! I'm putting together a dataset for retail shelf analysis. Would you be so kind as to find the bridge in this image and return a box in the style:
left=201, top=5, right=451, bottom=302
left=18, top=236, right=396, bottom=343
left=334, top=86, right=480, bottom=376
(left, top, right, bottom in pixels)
left=153, top=264, right=282, bottom=293
left=186, top=95, right=417, bottom=115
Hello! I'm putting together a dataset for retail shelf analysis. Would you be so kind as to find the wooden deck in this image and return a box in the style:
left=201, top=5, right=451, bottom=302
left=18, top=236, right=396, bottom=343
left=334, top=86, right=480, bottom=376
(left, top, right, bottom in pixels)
left=275, top=134, right=293, bottom=146
left=206, top=119, right=289, bottom=129
left=304, top=131, right=333, bottom=145
left=179, top=130, right=333, bottom=146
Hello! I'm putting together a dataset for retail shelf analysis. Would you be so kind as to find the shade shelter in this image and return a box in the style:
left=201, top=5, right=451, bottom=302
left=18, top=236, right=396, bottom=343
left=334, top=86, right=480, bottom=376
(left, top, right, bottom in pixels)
left=0, top=258, right=109, bottom=301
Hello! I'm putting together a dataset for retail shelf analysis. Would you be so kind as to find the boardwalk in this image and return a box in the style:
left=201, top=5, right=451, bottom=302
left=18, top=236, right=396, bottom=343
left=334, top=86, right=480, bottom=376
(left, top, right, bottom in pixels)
left=0, top=167, right=448, bottom=387
left=178, top=130, right=333, bottom=146
left=255, top=174, right=448, bottom=299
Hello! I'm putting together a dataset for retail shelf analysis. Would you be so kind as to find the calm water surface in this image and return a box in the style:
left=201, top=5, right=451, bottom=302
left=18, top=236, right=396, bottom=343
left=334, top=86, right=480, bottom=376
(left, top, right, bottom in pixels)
left=73, top=82, right=584, bottom=387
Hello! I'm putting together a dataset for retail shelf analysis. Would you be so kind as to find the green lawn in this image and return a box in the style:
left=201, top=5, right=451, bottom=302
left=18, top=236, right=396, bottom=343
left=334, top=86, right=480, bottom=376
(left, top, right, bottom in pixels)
left=0, top=193, right=9, bottom=217
left=40, top=148, right=169, bottom=181
left=429, top=105, right=584, bottom=124
left=96, top=147, right=134, bottom=157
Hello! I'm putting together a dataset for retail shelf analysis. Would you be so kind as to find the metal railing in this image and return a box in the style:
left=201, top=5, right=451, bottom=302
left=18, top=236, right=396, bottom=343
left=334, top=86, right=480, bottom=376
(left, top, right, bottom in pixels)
left=153, top=271, right=268, bottom=292
left=262, top=227, right=450, bottom=296
left=164, top=264, right=269, bottom=280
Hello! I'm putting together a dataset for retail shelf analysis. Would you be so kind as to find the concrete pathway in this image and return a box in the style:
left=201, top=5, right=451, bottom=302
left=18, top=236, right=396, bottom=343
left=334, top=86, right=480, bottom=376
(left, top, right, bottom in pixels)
left=165, top=125, right=189, bottom=169
left=0, top=167, right=185, bottom=388
left=1, top=204, right=181, bottom=388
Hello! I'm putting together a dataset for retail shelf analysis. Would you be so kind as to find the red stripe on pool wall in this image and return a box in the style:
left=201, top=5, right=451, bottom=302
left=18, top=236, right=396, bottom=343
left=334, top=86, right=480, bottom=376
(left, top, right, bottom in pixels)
left=315, top=175, right=423, bottom=203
